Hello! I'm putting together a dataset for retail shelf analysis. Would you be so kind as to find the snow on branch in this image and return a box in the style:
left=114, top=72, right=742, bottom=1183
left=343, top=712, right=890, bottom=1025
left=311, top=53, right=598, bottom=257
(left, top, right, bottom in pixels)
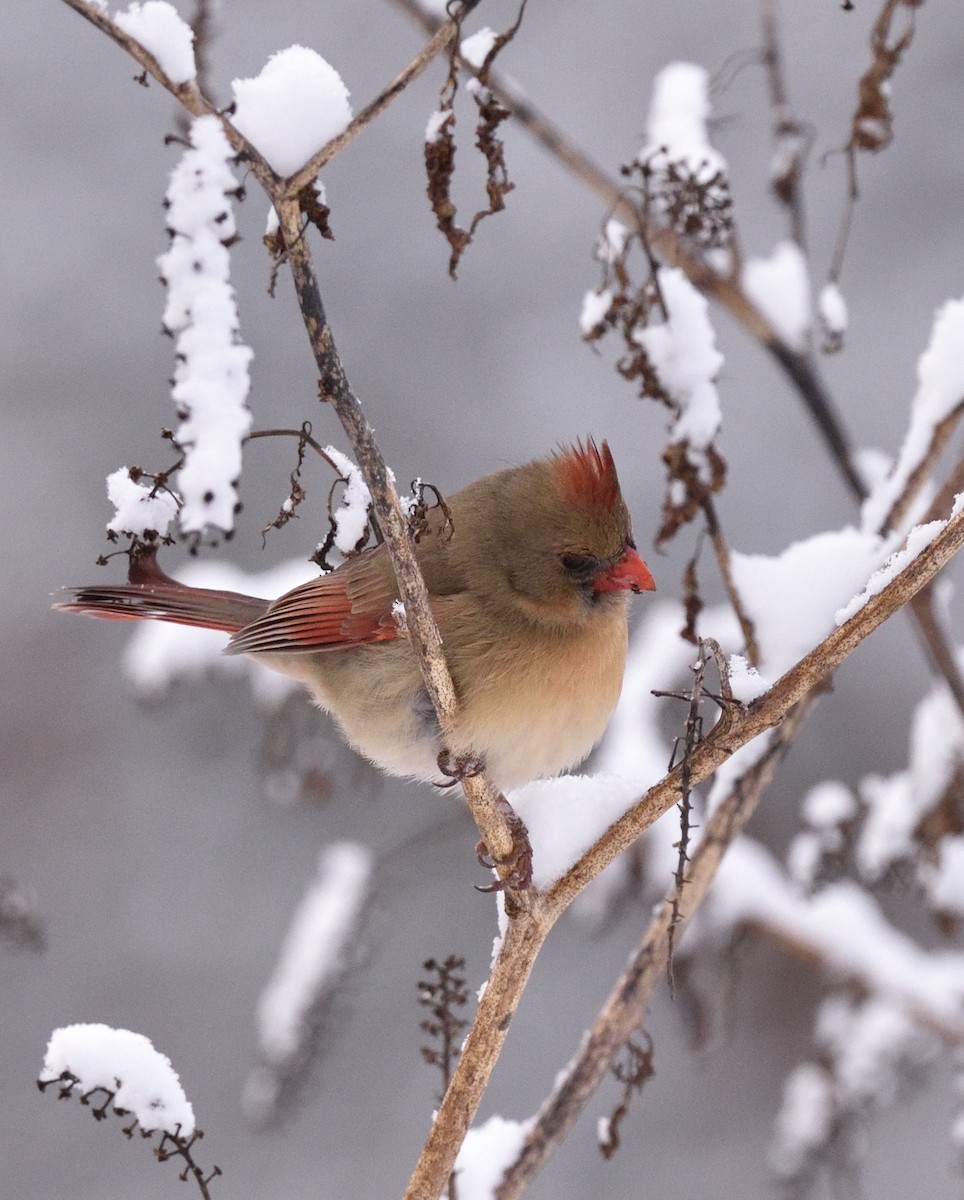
left=731, top=525, right=890, bottom=679
left=790, top=646, right=964, bottom=923
left=157, top=114, right=253, bottom=536
left=231, top=46, right=353, bottom=178
left=244, top=842, right=372, bottom=1122
left=636, top=267, right=724, bottom=483
left=114, top=1, right=196, bottom=84
left=643, top=60, right=727, bottom=187
left=317, top=444, right=374, bottom=560
left=106, top=465, right=178, bottom=542
left=861, top=294, right=964, bottom=535
left=452, top=1115, right=533, bottom=1200
left=39, top=1023, right=195, bottom=1136
left=640, top=61, right=733, bottom=263
left=771, top=994, right=938, bottom=1187
left=740, top=240, right=811, bottom=352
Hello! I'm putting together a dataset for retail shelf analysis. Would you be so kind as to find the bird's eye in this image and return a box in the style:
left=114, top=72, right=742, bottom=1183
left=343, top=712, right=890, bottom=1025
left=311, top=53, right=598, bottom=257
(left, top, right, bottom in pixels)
left=559, top=552, right=598, bottom=579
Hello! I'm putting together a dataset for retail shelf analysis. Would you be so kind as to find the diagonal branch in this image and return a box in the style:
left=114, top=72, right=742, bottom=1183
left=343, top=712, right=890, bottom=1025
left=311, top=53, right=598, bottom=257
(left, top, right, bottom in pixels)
left=61, top=0, right=279, bottom=192
left=407, top=496, right=964, bottom=1200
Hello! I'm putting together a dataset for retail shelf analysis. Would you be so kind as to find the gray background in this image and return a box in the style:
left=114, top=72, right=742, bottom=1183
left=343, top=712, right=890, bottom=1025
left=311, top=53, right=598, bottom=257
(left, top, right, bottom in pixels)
left=4, top=1, right=964, bottom=1196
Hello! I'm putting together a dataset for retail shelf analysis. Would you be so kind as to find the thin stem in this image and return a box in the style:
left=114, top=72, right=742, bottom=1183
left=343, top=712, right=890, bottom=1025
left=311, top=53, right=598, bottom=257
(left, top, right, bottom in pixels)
left=702, top=497, right=760, bottom=665
left=272, top=197, right=520, bottom=882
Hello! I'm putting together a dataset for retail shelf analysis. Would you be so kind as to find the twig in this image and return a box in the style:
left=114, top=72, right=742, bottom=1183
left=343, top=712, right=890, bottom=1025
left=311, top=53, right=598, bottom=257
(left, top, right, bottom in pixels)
left=829, top=0, right=919, bottom=283
left=702, top=497, right=760, bottom=664
left=246, top=426, right=344, bottom=476
left=403, top=904, right=552, bottom=1200
left=761, top=0, right=809, bottom=251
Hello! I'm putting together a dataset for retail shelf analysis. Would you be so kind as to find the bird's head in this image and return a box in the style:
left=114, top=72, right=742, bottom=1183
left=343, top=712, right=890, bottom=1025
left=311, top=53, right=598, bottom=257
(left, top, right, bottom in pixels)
left=461, top=439, right=655, bottom=628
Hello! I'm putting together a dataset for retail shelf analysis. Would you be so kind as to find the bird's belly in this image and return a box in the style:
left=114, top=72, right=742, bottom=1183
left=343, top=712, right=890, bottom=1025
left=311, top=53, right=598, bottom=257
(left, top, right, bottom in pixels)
left=448, top=617, right=628, bottom=791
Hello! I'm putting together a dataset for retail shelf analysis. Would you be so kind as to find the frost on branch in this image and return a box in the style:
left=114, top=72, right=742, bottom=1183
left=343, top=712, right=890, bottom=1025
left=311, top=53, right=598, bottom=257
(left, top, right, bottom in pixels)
left=157, top=114, right=252, bottom=537
left=244, top=842, right=372, bottom=1123
left=231, top=45, right=353, bottom=178
left=114, top=1, right=196, bottom=85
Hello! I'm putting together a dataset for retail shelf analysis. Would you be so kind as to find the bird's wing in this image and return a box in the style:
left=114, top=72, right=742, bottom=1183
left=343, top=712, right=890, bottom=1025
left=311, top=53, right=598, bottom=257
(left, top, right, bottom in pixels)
left=226, top=547, right=402, bottom=655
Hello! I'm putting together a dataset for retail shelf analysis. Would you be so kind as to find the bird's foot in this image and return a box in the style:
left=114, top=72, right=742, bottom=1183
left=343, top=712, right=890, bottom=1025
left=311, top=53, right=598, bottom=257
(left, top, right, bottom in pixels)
left=475, top=797, right=533, bottom=893
left=435, top=749, right=487, bottom=789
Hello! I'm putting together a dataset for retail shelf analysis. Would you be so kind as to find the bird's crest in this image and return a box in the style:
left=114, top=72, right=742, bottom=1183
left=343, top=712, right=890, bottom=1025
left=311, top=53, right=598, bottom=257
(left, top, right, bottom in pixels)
left=551, top=439, right=620, bottom=512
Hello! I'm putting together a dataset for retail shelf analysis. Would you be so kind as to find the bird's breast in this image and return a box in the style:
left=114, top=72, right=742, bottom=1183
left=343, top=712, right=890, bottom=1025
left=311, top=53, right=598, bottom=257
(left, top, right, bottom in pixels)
left=444, top=604, right=630, bottom=790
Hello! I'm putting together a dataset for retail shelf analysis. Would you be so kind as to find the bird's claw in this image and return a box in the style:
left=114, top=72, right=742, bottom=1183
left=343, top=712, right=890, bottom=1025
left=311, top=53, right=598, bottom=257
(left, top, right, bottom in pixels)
left=436, top=750, right=487, bottom=787
left=474, top=803, right=533, bottom=893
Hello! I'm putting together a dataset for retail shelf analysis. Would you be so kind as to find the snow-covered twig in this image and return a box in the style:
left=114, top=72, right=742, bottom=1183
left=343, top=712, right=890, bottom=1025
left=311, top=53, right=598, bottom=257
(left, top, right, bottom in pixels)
left=245, top=843, right=372, bottom=1123
left=38, top=1023, right=220, bottom=1198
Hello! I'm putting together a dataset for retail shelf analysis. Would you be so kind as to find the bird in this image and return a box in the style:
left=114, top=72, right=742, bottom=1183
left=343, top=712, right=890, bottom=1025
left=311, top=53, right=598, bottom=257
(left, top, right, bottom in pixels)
left=56, top=440, right=655, bottom=792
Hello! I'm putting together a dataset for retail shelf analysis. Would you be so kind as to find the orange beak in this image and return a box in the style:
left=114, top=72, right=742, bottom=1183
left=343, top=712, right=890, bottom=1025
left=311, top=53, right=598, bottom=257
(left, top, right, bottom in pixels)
left=594, top=547, right=656, bottom=594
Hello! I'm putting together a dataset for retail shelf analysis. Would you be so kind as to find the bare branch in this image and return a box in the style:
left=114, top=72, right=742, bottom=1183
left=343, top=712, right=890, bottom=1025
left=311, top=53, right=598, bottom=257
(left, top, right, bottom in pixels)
left=703, top=497, right=761, bottom=665
left=761, top=0, right=809, bottom=251
left=272, top=197, right=521, bottom=887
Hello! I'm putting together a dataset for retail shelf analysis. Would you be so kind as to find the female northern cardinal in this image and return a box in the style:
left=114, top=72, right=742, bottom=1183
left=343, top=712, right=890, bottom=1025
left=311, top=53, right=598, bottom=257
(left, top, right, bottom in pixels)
left=57, top=440, right=654, bottom=790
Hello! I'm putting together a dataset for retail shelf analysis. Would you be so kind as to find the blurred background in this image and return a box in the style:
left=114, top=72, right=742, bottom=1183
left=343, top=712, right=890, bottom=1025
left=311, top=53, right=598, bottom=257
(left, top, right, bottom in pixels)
left=4, top=1, right=964, bottom=1196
